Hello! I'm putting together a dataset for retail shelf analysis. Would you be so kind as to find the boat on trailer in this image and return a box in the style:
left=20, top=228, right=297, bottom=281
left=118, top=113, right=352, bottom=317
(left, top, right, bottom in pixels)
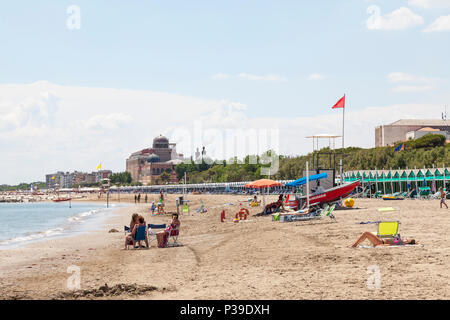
left=298, top=180, right=360, bottom=208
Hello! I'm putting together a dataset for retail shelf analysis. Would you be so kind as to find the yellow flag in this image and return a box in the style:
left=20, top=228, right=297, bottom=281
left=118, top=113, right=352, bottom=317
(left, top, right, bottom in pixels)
left=96, top=163, right=102, bottom=170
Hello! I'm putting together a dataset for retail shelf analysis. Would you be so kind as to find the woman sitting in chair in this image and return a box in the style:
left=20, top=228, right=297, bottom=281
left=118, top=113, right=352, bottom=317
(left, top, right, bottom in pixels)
left=131, top=215, right=149, bottom=248
left=124, top=213, right=139, bottom=249
left=156, top=213, right=180, bottom=248
left=351, top=232, right=417, bottom=248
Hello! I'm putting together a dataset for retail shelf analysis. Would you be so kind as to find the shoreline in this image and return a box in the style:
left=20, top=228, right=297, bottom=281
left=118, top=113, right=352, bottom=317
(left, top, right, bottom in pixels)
left=0, top=202, right=129, bottom=250
left=0, top=195, right=449, bottom=300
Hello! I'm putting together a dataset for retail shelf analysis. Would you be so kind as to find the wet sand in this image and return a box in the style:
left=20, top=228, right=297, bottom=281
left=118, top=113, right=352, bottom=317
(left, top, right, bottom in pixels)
left=0, top=194, right=449, bottom=300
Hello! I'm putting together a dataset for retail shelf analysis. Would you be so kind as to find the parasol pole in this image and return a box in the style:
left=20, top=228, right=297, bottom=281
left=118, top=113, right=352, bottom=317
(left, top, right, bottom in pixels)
left=306, top=161, right=310, bottom=209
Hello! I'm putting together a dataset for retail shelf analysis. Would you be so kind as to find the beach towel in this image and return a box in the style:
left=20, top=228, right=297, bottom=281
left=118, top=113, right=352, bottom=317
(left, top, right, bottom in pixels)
left=359, top=244, right=423, bottom=249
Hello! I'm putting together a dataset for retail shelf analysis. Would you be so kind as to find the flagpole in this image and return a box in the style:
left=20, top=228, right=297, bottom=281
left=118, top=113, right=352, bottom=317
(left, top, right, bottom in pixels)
left=340, top=94, right=345, bottom=185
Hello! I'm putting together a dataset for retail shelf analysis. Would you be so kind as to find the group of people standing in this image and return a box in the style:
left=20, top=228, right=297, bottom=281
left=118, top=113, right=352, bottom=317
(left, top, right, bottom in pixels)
left=134, top=193, right=149, bottom=204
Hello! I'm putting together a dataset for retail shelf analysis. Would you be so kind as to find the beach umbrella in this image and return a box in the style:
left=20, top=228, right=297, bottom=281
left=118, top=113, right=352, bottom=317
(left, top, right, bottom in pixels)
left=244, top=179, right=282, bottom=189
left=244, top=179, right=282, bottom=207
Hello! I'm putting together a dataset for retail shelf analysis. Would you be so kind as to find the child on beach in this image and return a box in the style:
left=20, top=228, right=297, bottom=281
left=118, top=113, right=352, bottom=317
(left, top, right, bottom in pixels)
left=439, top=187, right=448, bottom=209
left=150, top=201, right=156, bottom=214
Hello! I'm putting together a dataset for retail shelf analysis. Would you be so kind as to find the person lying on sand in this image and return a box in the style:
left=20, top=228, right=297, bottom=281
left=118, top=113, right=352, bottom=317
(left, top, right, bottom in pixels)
left=351, top=231, right=416, bottom=248
left=124, top=213, right=139, bottom=249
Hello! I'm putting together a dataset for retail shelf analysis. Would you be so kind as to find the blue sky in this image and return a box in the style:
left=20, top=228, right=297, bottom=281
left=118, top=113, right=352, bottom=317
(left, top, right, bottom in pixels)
left=1, top=0, right=450, bottom=184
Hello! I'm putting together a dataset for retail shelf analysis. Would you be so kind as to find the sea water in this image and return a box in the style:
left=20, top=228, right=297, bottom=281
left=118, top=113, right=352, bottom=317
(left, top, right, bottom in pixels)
left=0, top=202, right=124, bottom=248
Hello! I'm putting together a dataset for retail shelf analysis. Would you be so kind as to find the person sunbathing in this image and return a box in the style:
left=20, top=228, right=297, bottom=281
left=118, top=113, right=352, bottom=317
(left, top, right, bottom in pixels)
left=351, top=231, right=417, bottom=248
left=124, top=213, right=139, bottom=249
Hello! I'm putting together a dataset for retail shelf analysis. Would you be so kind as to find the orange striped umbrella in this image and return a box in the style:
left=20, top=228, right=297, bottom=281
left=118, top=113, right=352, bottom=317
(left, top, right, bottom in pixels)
left=244, top=179, right=282, bottom=189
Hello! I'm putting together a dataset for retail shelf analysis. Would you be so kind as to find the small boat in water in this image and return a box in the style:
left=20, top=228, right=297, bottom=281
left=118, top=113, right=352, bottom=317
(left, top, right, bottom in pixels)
left=53, top=198, right=72, bottom=202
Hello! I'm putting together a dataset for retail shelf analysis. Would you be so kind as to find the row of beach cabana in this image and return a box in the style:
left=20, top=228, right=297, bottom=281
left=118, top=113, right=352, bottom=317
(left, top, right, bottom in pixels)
left=342, top=166, right=450, bottom=195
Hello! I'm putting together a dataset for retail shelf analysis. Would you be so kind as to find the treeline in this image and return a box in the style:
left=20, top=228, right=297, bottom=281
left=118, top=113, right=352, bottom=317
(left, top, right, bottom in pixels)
left=0, top=182, right=46, bottom=191
left=173, top=134, right=450, bottom=183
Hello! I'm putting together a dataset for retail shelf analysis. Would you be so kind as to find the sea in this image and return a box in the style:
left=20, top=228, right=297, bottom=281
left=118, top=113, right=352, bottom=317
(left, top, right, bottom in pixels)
left=0, top=201, right=125, bottom=249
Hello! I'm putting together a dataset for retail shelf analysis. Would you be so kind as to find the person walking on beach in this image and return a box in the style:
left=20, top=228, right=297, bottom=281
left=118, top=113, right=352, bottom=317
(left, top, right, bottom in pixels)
left=145, top=194, right=148, bottom=203
left=439, top=187, right=448, bottom=209
left=134, top=194, right=137, bottom=204
left=137, top=193, right=141, bottom=203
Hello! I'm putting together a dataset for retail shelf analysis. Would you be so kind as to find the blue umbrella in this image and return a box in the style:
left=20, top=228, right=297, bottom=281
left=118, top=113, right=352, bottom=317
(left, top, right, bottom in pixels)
left=285, top=173, right=327, bottom=187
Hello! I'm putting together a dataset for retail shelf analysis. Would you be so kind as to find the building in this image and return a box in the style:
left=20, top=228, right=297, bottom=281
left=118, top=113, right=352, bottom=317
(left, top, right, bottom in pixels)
left=45, top=170, right=112, bottom=189
left=405, top=127, right=449, bottom=141
left=126, top=135, right=185, bottom=184
left=375, top=119, right=449, bottom=147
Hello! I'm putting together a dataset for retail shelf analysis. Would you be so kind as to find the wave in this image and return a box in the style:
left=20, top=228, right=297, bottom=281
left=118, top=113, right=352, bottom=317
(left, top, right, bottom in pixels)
left=0, top=206, right=113, bottom=247
left=0, top=227, right=65, bottom=246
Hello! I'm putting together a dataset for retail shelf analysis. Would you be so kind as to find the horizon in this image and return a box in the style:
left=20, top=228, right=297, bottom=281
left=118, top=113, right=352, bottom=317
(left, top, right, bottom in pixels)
left=1, top=0, right=450, bottom=184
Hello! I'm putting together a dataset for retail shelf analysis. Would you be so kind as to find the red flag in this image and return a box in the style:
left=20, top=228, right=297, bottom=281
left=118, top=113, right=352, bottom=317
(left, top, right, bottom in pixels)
left=332, top=95, right=345, bottom=109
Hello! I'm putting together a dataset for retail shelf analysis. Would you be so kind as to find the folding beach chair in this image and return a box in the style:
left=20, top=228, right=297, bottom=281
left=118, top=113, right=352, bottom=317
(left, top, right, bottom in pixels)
left=124, top=225, right=131, bottom=235
left=167, top=225, right=180, bottom=247
left=182, top=204, right=189, bottom=215
left=147, top=223, right=166, bottom=244
left=293, top=204, right=336, bottom=222
left=133, top=225, right=147, bottom=249
left=375, top=221, right=400, bottom=239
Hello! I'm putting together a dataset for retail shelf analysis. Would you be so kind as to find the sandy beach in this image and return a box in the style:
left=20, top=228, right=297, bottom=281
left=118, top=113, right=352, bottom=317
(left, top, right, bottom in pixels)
left=0, top=194, right=449, bottom=300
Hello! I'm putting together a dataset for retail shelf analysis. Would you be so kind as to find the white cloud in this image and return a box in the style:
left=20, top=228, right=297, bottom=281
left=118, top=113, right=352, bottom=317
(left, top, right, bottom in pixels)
left=387, top=72, right=431, bottom=83
left=211, top=73, right=230, bottom=80
left=392, top=85, right=435, bottom=92
left=387, top=72, right=437, bottom=92
left=1, top=81, right=447, bottom=184
left=0, top=92, right=58, bottom=131
left=366, top=6, right=424, bottom=30
left=237, top=73, right=287, bottom=82
left=408, top=0, right=450, bottom=8
left=84, top=113, right=133, bottom=130
left=308, top=73, right=326, bottom=81
left=423, top=15, right=450, bottom=32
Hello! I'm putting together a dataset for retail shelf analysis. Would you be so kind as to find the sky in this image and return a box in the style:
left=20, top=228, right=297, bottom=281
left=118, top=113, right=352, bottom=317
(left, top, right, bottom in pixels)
left=1, top=0, right=450, bottom=184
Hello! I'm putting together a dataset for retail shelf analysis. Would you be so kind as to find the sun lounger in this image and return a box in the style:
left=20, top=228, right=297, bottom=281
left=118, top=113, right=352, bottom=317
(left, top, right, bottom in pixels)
left=292, top=204, right=336, bottom=222
left=372, top=191, right=382, bottom=198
